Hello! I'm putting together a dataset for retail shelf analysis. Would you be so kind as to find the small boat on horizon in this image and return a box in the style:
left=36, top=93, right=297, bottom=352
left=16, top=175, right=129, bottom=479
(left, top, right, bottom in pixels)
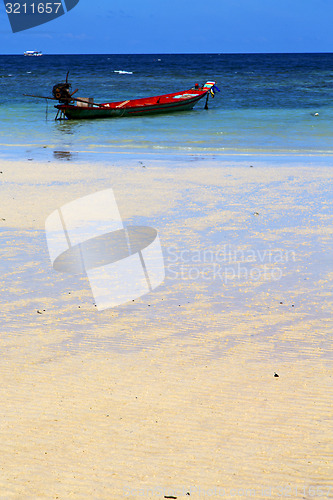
left=25, top=76, right=220, bottom=120
left=24, top=50, right=43, bottom=56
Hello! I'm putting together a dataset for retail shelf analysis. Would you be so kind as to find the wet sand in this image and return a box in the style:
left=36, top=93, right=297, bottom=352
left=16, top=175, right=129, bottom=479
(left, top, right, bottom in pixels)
left=0, top=156, right=332, bottom=499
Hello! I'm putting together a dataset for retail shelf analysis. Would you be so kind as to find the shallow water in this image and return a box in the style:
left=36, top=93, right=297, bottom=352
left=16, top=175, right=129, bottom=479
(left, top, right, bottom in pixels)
left=1, top=159, right=332, bottom=361
left=1, top=53, right=333, bottom=161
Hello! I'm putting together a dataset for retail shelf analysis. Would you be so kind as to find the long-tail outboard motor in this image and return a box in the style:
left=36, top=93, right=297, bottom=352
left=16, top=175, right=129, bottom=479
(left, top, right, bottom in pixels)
left=52, top=82, right=72, bottom=103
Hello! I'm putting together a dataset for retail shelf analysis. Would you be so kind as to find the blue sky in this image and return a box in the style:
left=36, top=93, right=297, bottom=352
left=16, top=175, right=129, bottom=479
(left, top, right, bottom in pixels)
left=1, top=0, right=333, bottom=54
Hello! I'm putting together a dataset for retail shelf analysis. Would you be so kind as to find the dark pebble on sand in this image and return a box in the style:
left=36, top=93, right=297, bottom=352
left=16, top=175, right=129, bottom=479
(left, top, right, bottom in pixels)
left=274, top=372, right=279, bottom=377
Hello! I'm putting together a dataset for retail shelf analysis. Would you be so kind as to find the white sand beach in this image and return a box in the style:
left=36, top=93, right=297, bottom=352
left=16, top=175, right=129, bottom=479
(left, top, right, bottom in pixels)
left=0, top=155, right=332, bottom=499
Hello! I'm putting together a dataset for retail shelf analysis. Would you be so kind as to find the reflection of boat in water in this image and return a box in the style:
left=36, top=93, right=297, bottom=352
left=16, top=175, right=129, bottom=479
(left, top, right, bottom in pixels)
left=24, top=51, right=42, bottom=56
left=53, top=150, right=76, bottom=161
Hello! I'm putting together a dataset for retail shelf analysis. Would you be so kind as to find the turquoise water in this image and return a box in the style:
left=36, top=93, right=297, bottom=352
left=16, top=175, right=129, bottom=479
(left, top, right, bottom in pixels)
left=1, top=53, right=333, bottom=161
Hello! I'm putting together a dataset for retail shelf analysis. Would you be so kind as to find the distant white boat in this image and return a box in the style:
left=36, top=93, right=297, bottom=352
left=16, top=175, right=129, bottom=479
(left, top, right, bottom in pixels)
left=24, top=51, right=43, bottom=56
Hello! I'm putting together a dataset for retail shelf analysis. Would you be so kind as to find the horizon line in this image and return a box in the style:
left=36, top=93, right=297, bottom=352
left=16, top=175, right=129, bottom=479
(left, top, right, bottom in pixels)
left=1, top=51, right=333, bottom=56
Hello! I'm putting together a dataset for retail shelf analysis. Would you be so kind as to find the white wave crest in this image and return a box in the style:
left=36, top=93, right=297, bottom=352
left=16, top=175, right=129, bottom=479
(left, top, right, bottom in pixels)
left=113, top=70, right=133, bottom=74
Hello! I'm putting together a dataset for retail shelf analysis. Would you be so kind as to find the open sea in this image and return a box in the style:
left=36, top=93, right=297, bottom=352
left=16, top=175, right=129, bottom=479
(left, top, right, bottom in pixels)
left=1, top=52, right=333, bottom=162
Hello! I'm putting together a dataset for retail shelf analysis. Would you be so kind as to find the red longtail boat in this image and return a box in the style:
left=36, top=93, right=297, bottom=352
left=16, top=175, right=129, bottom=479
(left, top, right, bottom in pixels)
left=24, top=76, right=219, bottom=120
left=53, top=80, right=219, bottom=120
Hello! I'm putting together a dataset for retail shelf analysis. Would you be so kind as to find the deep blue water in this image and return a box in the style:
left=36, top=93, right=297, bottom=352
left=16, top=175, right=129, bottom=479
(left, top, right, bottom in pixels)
left=1, top=53, right=333, bottom=161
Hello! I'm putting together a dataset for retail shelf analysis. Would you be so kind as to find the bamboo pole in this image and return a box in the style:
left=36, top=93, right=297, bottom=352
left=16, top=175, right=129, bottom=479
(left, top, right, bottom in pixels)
left=23, top=94, right=107, bottom=108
